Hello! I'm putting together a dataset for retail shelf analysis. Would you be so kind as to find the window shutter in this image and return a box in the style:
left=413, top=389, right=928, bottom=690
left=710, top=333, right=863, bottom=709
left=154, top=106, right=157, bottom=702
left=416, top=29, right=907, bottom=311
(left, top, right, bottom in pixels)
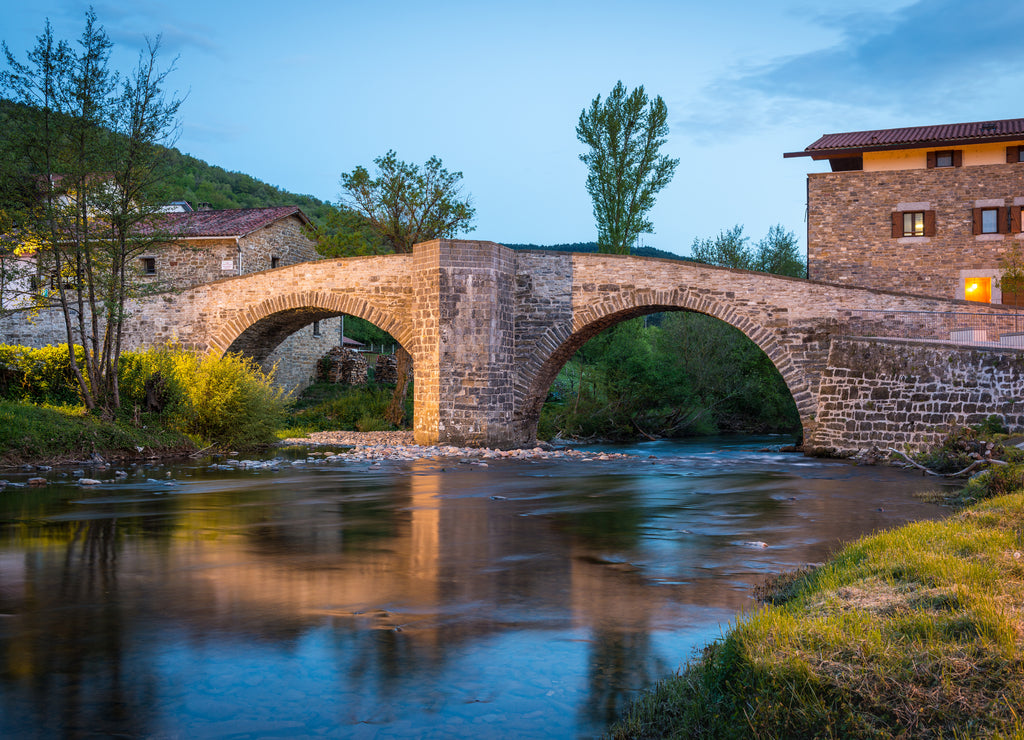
left=926, top=151, right=936, bottom=169
left=972, top=208, right=983, bottom=235
left=891, top=211, right=902, bottom=238
left=1011, top=206, right=1023, bottom=234
left=953, top=150, right=963, bottom=167
left=924, top=210, right=936, bottom=237
left=1008, top=146, right=1020, bottom=164
left=999, top=206, right=1010, bottom=233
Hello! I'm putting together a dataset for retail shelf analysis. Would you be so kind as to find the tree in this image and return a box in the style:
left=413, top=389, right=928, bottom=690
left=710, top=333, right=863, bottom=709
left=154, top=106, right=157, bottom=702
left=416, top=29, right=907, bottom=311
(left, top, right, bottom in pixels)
left=338, top=151, right=476, bottom=424
left=1, top=10, right=182, bottom=414
left=576, top=81, right=678, bottom=255
left=339, top=150, right=475, bottom=253
left=691, top=224, right=806, bottom=278
left=752, top=224, right=805, bottom=278
left=691, top=225, right=752, bottom=269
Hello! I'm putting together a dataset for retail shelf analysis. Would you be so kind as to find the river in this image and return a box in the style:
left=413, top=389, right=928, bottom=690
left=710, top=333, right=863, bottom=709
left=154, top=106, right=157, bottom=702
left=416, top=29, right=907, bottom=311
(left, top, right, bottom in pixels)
left=0, top=436, right=951, bottom=739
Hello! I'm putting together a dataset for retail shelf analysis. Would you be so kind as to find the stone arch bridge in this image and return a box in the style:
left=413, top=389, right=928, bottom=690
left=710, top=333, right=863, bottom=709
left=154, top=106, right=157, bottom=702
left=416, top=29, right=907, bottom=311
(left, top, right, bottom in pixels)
left=119, top=240, right=1024, bottom=452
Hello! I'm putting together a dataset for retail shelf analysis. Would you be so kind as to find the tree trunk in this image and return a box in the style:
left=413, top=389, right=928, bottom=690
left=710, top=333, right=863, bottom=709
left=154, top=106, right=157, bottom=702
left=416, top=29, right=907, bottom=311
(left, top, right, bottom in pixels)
left=385, top=346, right=412, bottom=426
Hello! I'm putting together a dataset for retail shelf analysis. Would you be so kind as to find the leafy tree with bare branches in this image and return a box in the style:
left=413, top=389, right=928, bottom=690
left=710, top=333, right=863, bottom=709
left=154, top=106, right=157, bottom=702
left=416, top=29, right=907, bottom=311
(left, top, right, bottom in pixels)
left=1, top=10, right=183, bottom=414
left=338, top=151, right=476, bottom=424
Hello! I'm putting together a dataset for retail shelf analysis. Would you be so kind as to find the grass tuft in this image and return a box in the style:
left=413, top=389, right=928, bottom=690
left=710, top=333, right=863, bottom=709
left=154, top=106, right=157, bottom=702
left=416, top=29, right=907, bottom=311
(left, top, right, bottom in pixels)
left=609, top=491, right=1024, bottom=739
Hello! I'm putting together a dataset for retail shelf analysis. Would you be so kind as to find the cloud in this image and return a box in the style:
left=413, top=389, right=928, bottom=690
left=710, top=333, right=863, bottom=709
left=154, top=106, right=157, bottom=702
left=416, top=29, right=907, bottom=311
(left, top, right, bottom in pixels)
left=88, top=0, right=224, bottom=58
left=679, top=0, right=1024, bottom=139
left=753, top=0, right=1024, bottom=106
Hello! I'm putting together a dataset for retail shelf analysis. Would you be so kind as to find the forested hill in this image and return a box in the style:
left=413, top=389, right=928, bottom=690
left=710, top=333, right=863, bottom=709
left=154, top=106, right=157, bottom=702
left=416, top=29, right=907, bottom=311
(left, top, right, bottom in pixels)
left=150, top=147, right=335, bottom=224
left=505, top=242, right=693, bottom=261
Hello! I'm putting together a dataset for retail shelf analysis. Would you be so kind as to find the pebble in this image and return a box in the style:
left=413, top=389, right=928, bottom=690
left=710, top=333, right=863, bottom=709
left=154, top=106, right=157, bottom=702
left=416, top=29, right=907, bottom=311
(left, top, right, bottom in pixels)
left=279, top=432, right=637, bottom=464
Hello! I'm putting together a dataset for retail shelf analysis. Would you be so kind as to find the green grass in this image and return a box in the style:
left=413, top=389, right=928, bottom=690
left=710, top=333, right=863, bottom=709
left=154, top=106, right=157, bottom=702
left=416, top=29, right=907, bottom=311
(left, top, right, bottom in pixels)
left=0, top=400, right=194, bottom=464
left=609, top=493, right=1024, bottom=739
left=279, top=381, right=409, bottom=438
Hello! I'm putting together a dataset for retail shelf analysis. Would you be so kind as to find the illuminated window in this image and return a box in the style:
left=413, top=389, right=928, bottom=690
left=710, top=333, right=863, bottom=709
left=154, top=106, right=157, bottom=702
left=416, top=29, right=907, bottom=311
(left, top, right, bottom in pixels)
left=964, top=277, right=992, bottom=303
left=904, top=212, right=924, bottom=236
left=892, top=209, right=935, bottom=238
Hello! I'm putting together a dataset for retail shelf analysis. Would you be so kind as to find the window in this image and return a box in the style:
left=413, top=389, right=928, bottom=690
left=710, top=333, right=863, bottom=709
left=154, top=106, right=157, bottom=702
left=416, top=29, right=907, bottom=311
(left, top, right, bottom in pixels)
left=964, top=277, right=992, bottom=303
left=141, top=257, right=156, bottom=275
left=312, top=320, right=321, bottom=337
left=1006, top=146, right=1024, bottom=163
left=927, top=150, right=962, bottom=168
left=891, top=210, right=935, bottom=237
left=271, top=256, right=280, bottom=269
left=972, top=206, right=1009, bottom=235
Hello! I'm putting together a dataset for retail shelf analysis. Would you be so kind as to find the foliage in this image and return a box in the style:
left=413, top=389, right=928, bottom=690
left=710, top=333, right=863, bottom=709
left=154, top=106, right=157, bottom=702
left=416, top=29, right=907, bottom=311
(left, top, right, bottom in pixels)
left=913, top=424, right=1008, bottom=474
left=691, top=225, right=752, bottom=270
left=997, top=241, right=1024, bottom=302
left=338, top=150, right=475, bottom=254
left=609, top=492, right=1024, bottom=739
left=540, top=313, right=799, bottom=441
left=337, top=150, right=475, bottom=425
left=0, top=343, right=85, bottom=404
left=0, top=398, right=191, bottom=464
left=576, top=81, right=678, bottom=254
left=0, top=10, right=183, bottom=415
left=123, top=347, right=286, bottom=447
left=313, top=203, right=389, bottom=257
left=691, top=224, right=806, bottom=278
left=281, top=380, right=408, bottom=436
left=504, top=241, right=696, bottom=262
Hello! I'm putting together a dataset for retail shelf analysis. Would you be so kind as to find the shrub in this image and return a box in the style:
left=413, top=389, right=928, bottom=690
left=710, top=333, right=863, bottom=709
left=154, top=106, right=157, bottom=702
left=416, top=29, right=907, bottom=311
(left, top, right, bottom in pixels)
left=120, top=347, right=286, bottom=447
left=0, top=344, right=85, bottom=405
left=168, top=350, right=286, bottom=447
left=962, top=463, right=1024, bottom=501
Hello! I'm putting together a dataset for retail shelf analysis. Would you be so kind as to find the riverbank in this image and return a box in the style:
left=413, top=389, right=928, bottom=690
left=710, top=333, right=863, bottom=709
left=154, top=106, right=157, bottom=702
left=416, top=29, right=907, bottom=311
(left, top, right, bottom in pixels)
left=608, top=489, right=1024, bottom=739
left=0, top=400, right=195, bottom=467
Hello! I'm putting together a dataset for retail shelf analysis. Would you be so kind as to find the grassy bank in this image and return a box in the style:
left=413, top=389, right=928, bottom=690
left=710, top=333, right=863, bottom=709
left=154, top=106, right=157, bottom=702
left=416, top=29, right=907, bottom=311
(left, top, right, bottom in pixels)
left=609, top=490, right=1024, bottom=739
left=0, top=400, right=194, bottom=465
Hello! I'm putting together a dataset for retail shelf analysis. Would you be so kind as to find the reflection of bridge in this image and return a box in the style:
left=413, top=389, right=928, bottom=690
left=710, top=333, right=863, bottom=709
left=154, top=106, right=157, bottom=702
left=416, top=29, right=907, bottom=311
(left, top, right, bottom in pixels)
left=117, top=239, right=1024, bottom=452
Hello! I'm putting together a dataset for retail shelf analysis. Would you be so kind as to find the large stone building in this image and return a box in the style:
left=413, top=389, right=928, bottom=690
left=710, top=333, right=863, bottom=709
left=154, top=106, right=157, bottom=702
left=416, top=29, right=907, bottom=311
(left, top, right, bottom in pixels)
left=786, top=117, right=1024, bottom=304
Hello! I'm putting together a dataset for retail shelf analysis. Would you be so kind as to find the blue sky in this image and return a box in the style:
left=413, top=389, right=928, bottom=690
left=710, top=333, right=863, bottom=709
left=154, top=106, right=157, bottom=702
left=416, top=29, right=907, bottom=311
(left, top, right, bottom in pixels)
left=4, top=0, right=1024, bottom=256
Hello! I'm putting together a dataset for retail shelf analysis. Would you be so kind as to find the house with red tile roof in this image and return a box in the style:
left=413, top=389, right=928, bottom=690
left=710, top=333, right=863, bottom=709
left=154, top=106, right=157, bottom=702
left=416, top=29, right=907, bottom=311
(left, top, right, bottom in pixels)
left=139, top=204, right=316, bottom=288
left=786, top=117, right=1024, bottom=304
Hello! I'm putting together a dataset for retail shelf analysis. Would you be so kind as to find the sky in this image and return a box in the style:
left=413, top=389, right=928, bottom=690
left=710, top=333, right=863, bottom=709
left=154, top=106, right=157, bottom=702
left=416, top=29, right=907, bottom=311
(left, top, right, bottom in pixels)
left=4, top=0, right=1024, bottom=257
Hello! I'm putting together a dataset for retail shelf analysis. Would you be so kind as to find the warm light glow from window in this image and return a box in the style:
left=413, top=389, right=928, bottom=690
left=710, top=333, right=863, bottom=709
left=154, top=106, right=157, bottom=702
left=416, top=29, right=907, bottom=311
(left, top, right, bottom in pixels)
left=965, top=277, right=992, bottom=303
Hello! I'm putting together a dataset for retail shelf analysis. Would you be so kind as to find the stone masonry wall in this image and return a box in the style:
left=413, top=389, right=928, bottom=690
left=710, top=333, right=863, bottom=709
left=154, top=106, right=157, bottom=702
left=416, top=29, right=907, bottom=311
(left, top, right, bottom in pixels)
left=808, top=163, right=1024, bottom=298
left=412, top=240, right=517, bottom=448
left=811, top=337, right=1024, bottom=454
left=137, top=215, right=317, bottom=291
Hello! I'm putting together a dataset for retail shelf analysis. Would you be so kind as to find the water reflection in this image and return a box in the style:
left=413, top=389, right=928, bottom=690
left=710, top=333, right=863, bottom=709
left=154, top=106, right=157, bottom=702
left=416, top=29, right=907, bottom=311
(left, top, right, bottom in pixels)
left=0, top=440, right=951, bottom=738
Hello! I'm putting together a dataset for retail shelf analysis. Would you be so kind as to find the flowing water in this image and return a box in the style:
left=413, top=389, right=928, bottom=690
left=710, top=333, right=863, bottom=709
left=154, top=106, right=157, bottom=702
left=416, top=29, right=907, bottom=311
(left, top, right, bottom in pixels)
left=0, top=436, right=952, bottom=739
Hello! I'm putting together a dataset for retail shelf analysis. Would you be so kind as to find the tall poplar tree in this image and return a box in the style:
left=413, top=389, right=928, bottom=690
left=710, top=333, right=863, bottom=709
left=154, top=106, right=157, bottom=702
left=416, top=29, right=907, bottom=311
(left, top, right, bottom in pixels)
left=576, top=81, right=679, bottom=255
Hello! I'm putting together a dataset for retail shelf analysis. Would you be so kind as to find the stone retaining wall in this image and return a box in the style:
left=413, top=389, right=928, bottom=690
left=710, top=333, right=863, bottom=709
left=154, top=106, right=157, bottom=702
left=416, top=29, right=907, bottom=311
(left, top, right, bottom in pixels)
left=811, top=337, right=1024, bottom=454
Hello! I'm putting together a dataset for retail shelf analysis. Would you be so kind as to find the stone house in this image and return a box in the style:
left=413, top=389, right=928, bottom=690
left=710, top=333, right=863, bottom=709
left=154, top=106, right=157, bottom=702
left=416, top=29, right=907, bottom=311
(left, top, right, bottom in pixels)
left=140, top=204, right=317, bottom=288
left=786, top=117, right=1024, bottom=304
left=139, top=204, right=340, bottom=391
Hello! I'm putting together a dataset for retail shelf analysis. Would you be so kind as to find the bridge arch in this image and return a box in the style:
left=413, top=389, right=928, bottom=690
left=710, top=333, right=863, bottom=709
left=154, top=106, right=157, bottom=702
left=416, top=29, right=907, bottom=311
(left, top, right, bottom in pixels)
left=512, top=290, right=814, bottom=443
left=208, top=290, right=416, bottom=363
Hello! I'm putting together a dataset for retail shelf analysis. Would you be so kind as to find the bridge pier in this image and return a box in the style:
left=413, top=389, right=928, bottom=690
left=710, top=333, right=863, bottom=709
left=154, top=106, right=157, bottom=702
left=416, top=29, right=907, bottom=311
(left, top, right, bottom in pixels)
left=411, top=240, right=523, bottom=448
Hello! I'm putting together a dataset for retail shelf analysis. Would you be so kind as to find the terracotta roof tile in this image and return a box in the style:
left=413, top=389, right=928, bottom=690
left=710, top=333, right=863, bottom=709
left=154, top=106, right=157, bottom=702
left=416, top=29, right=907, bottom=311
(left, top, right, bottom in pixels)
left=156, top=206, right=310, bottom=238
left=785, top=117, right=1024, bottom=158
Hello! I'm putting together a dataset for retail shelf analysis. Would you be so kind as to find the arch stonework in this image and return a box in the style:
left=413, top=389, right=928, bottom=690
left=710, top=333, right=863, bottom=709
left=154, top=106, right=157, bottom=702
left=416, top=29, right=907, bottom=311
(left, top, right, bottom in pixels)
left=17, top=239, right=1014, bottom=451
